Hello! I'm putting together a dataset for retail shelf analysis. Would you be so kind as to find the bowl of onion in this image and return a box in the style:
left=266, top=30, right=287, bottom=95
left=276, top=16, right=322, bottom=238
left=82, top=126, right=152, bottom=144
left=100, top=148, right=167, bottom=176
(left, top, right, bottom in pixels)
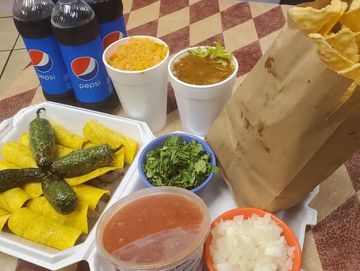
left=204, top=208, right=301, bottom=271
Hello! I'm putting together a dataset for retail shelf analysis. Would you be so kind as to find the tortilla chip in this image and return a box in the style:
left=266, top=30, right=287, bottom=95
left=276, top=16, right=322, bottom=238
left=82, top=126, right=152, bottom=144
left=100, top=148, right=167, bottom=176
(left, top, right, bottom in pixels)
left=309, top=33, right=355, bottom=71
left=0, top=208, right=10, bottom=231
left=340, top=0, right=360, bottom=32
left=52, top=122, right=86, bottom=150
left=56, top=144, right=74, bottom=157
left=319, top=1, right=347, bottom=35
left=23, top=183, right=43, bottom=198
left=288, top=0, right=344, bottom=34
left=73, top=184, right=110, bottom=211
left=27, top=197, right=89, bottom=234
left=339, top=63, right=360, bottom=82
left=0, top=188, right=30, bottom=213
left=325, top=26, right=359, bottom=63
left=113, top=149, right=125, bottom=169
left=0, top=160, right=19, bottom=170
left=1, top=142, right=37, bottom=168
left=8, top=208, right=82, bottom=250
left=18, top=131, right=29, bottom=146
left=355, top=32, right=360, bottom=53
left=66, top=166, right=118, bottom=186
left=83, top=120, right=138, bottom=164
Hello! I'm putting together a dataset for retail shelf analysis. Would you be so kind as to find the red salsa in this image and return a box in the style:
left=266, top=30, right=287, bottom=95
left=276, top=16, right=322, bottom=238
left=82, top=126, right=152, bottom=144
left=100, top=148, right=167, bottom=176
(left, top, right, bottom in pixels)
left=102, top=194, right=204, bottom=264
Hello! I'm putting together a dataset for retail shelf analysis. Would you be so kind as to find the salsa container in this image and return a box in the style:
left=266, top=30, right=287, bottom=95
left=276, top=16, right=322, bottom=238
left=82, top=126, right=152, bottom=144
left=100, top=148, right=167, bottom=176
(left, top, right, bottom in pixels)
left=0, top=104, right=318, bottom=270
left=96, top=187, right=210, bottom=271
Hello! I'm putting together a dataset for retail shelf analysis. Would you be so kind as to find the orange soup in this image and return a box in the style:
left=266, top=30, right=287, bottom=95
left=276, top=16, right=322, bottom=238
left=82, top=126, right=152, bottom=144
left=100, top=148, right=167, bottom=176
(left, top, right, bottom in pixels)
left=102, top=194, right=204, bottom=264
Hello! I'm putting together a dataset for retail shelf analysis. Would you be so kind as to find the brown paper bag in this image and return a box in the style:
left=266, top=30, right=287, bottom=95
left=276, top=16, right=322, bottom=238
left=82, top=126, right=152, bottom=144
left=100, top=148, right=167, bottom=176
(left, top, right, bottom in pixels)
left=206, top=6, right=360, bottom=212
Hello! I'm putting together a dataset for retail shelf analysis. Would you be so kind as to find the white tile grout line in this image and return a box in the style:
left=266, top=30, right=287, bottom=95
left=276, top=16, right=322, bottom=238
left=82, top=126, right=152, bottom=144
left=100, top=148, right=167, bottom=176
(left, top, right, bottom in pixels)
left=0, top=34, right=20, bottom=80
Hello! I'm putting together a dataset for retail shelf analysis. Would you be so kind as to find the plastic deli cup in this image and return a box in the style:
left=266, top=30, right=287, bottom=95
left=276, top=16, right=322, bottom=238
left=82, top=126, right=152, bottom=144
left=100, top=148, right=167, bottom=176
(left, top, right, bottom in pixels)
left=168, top=47, right=238, bottom=136
left=96, top=187, right=210, bottom=271
left=103, top=36, right=170, bottom=133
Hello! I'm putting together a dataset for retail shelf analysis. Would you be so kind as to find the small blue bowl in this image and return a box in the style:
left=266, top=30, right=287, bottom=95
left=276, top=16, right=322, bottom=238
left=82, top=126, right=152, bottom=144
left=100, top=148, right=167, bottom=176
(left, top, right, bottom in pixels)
left=138, top=132, right=217, bottom=193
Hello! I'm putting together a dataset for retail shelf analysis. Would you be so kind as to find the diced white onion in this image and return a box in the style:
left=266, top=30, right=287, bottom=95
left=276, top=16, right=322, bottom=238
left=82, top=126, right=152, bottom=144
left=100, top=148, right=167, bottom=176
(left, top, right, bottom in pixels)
left=210, top=213, right=295, bottom=271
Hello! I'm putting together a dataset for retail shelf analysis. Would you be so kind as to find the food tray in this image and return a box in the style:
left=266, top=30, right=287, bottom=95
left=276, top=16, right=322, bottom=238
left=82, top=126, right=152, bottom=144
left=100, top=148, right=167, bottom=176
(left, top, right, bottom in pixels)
left=0, top=102, right=154, bottom=270
left=0, top=104, right=318, bottom=270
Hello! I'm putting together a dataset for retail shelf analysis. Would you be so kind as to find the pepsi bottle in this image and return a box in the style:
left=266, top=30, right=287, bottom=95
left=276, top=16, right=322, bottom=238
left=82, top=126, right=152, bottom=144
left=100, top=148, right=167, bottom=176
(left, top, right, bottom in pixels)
left=85, top=0, right=127, bottom=49
left=13, top=0, right=75, bottom=105
left=51, top=0, right=119, bottom=113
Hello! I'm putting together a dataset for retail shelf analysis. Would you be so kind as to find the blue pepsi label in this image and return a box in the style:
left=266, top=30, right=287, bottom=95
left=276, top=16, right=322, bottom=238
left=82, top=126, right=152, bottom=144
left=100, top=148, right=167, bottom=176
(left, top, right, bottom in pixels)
left=59, top=37, right=113, bottom=103
left=100, top=16, right=127, bottom=49
left=23, top=36, right=72, bottom=95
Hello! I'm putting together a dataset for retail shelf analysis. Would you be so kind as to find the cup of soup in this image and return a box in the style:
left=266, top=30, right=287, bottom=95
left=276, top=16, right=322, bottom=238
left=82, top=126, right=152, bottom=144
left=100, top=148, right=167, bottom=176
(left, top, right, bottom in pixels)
left=96, top=187, right=210, bottom=271
left=168, top=45, right=238, bottom=136
left=103, top=36, right=169, bottom=133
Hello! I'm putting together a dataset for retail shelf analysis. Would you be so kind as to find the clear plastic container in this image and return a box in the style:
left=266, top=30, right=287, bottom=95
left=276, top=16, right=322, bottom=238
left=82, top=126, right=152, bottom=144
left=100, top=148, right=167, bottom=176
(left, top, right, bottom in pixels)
left=96, top=187, right=210, bottom=271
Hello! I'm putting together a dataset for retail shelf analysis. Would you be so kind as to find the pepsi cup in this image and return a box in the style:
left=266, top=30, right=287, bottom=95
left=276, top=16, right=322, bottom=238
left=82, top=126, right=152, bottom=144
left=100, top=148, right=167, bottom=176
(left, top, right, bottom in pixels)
left=13, top=0, right=75, bottom=105
left=51, top=0, right=119, bottom=113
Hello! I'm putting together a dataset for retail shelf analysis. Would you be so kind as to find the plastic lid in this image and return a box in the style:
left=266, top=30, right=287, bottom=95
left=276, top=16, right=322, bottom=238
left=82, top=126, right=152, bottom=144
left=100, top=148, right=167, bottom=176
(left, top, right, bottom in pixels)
left=96, top=187, right=210, bottom=270
left=51, top=0, right=95, bottom=28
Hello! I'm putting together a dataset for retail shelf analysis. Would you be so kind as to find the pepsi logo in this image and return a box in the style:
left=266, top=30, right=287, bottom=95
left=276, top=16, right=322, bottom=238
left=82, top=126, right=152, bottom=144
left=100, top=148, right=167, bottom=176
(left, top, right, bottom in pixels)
left=29, top=50, right=53, bottom=73
left=102, top=31, right=124, bottom=49
left=71, top=57, right=99, bottom=81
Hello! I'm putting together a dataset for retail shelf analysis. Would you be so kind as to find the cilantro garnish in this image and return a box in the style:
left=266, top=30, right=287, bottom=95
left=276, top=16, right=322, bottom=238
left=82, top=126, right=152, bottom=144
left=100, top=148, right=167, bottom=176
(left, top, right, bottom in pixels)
left=143, top=136, right=219, bottom=190
left=188, top=41, right=232, bottom=60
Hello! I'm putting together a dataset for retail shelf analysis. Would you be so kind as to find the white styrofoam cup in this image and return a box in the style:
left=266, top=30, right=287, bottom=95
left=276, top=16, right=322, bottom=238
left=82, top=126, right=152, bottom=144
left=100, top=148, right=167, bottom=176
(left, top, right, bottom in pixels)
left=168, top=47, right=238, bottom=136
left=103, top=36, right=170, bottom=133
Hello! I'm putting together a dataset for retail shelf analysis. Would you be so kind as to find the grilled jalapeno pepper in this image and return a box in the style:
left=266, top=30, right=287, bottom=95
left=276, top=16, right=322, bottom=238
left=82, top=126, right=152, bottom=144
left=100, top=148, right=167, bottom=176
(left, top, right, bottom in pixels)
left=50, top=144, right=123, bottom=178
left=0, top=168, right=46, bottom=192
left=29, top=108, right=56, bottom=169
left=42, top=174, right=77, bottom=215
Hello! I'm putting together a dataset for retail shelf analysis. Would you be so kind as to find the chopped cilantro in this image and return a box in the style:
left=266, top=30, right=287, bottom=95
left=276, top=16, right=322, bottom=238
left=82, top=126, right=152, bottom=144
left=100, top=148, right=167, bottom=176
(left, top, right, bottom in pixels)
left=188, top=41, right=232, bottom=60
left=143, top=136, right=218, bottom=190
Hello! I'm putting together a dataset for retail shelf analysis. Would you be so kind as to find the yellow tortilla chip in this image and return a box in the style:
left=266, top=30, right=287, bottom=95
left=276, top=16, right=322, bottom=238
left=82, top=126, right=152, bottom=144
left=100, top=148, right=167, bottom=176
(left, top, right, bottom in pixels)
left=113, top=149, right=125, bottom=169
left=339, top=63, right=360, bottom=82
left=66, top=166, right=118, bottom=186
left=56, top=144, right=74, bottom=157
left=0, top=188, right=30, bottom=213
left=52, top=122, right=86, bottom=150
left=325, top=26, right=359, bottom=63
left=0, top=160, right=19, bottom=170
left=288, top=0, right=344, bottom=34
left=309, top=33, right=355, bottom=71
left=355, top=32, right=360, bottom=54
left=0, top=208, right=10, bottom=231
left=1, top=142, right=37, bottom=168
left=340, top=0, right=360, bottom=32
left=18, top=131, right=29, bottom=146
left=27, top=197, right=89, bottom=234
left=18, top=131, right=74, bottom=158
left=73, top=184, right=109, bottom=211
left=23, top=183, right=43, bottom=198
left=83, top=120, right=138, bottom=164
left=8, top=208, right=82, bottom=250
left=319, top=1, right=347, bottom=35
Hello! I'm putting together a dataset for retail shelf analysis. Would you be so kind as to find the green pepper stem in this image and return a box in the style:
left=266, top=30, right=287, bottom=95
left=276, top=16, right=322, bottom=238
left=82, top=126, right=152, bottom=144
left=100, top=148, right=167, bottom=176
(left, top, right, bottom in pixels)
left=36, top=108, right=46, bottom=118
